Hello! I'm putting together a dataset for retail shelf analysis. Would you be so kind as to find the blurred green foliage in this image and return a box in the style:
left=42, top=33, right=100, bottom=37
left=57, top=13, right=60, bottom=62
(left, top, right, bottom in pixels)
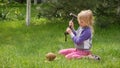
left=0, top=0, right=120, bottom=27
left=95, top=0, right=120, bottom=28
left=36, top=0, right=120, bottom=27
left=0, top=3, right=9, bottom=20
left=37, top=0, right=97, bottom=18
left=0, top=2, right=24, bottom=21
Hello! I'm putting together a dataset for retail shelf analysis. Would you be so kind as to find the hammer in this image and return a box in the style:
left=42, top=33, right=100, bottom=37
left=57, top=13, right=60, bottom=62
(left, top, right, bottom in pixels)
left=64, top=13, right=77, bottom=42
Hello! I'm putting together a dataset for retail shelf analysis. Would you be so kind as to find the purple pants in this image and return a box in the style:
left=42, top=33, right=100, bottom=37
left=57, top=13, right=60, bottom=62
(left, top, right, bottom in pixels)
left=58, top=48, right=91, bottom=59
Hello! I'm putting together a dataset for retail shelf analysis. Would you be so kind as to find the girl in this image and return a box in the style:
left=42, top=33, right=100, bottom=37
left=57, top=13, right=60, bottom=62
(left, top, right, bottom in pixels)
left=59, top=10, right=100, bottom=60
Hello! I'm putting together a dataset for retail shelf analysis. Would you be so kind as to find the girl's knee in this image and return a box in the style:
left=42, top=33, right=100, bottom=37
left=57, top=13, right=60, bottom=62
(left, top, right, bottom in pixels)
left=58, top=50, right=63, bottom=54
left=58, top=50, right=68, bottom=56
left=65, top=55, right=72, bottom=60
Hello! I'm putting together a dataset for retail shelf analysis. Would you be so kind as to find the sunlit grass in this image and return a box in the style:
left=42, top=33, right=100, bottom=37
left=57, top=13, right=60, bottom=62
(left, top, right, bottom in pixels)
left=0, top=19, right=120, bottom=68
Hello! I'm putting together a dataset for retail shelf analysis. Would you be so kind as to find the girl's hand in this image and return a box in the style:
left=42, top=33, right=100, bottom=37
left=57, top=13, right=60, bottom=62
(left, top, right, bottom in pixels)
left=66, top=27, right=72, bottom=34
left=69, top=20, right=74, bottom=29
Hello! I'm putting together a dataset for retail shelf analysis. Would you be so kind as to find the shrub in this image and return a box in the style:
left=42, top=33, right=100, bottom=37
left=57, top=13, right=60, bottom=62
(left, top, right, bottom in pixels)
left=0, top=3, right=9, bottom=20
left=95, top=0, right=120, bottom=27
left=36, top=0, right=97, bottom=19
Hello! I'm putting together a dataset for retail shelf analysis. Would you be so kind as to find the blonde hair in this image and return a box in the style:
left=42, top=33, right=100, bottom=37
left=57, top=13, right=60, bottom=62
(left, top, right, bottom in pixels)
left=77, top=10, right=94, bottom=33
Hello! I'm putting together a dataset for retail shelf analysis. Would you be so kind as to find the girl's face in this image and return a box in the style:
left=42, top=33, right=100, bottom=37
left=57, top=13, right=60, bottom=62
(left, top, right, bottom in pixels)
left=78, top=20, right=87, bottom=27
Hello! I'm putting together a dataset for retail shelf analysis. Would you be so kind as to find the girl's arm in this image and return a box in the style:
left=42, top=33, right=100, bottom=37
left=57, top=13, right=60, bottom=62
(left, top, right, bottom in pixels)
left=70, top=29, right=91, bottom=45
left=71, top=28, right=77, bottom=36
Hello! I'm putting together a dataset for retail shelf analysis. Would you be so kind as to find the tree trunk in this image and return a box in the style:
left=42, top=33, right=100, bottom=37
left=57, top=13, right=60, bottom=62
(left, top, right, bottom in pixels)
left=26, top=0, right=31, bottom=26
left=34, top=0, right=37, bottom=5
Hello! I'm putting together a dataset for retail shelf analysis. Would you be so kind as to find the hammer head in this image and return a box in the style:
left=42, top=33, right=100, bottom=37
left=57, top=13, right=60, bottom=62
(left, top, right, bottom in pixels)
left=69, top=13, right=77, bottom=18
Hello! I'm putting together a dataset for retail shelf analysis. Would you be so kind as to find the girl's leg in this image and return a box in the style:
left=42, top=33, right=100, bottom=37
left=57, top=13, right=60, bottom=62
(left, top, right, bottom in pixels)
left=65, top=50, right=91, bottom=59
left=65, top=52, right=84, bottom=59
left=58, top=48, right=76, bottom=56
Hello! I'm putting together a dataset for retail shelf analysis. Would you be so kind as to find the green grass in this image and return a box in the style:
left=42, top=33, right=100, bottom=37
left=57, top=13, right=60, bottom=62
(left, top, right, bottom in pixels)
left=0, top=4, right=120, bottom=68
left=0, top=19, right=120, bottom=68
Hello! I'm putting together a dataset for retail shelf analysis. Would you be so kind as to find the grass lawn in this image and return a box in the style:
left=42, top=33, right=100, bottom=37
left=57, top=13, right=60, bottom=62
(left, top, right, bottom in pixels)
left=0, top=18, right=120, bottom=68
left=0, top=4, right=120, bottom=68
